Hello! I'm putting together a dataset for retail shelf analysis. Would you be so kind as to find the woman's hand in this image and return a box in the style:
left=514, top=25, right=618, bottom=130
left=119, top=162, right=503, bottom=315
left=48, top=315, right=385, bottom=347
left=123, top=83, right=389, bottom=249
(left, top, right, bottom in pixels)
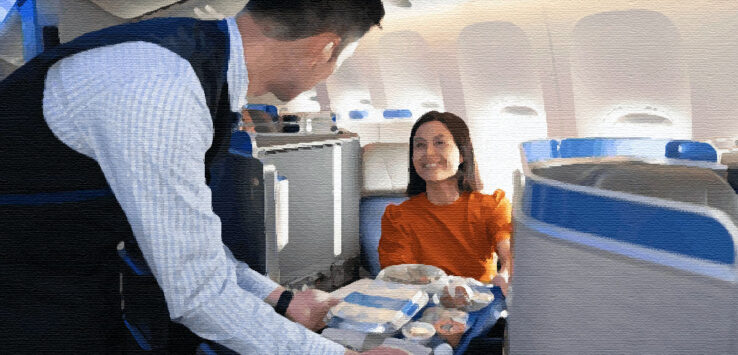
left=440, top=284, right=472, bottom=308
left=491, top=272, right=509, bottom=297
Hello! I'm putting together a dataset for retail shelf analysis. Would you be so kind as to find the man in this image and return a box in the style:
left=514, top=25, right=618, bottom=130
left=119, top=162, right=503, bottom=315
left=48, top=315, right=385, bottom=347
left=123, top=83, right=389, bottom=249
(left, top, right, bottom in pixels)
left=0, top=1, right=402, bottom=353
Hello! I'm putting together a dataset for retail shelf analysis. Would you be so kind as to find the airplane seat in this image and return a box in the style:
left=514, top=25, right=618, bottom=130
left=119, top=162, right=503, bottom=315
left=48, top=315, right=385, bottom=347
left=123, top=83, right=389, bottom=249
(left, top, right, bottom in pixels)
left=533, top=161, right=738, bottom=223
left=721, top=150, right=738, bottom=193
left=196, top=341, right=239, bottom=355
left=512, top=177, right=738, bottom=353
left=360, top=143, right=409, bottom=276
left=665, top=140, right=718, bottom=162
left=512, top=140, right=738, bottom=353
left=591, top=162, right=738, bottom=222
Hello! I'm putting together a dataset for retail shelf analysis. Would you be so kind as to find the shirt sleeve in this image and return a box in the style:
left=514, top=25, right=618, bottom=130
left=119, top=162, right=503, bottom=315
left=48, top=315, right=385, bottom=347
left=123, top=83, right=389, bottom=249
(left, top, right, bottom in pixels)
left=487, top=189, right=513, bottom=245
left=378, top=204, right=419, bottom=268
left=43, top=44, right=345, bottom=354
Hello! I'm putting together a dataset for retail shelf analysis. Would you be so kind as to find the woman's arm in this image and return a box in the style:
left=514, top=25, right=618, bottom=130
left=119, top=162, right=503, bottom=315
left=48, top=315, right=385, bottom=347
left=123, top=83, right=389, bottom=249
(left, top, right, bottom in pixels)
left=488, top=191, right=513, bottom=295
left=378, top=206, right=418, bottom=268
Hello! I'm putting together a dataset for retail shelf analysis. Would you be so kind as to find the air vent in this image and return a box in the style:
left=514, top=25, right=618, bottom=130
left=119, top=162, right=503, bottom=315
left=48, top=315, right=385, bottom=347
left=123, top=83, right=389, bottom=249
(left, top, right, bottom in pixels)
left=387, top=0, right=412, bottom=7
left=617, top=113, right=672, bottom=125
left=502, top=106, right=538, bottom=116
left=422, top=101, right=440, bottom=109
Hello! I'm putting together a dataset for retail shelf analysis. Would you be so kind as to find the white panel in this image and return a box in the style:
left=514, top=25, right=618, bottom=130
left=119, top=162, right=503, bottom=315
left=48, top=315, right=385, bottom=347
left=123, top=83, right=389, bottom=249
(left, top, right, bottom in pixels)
left=571, top=10, right=691, bottom=139
left=276, top=179, right=289, bottom=252
left=457, top=21, right=547, bottom=197
left=284, top=89, right=321, bottom=113
left=333, top=144, right=342, bottom=257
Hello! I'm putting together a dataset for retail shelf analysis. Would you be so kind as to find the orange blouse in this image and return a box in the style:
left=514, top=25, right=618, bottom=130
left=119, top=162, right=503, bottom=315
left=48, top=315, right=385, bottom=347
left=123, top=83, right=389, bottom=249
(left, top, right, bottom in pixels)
left=378, top=190, right=512, bottom=283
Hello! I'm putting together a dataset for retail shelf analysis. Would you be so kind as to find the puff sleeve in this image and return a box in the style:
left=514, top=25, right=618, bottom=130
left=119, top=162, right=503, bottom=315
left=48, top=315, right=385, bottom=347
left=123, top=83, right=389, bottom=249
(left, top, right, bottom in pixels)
left=378, top=204, right=419, bottom=269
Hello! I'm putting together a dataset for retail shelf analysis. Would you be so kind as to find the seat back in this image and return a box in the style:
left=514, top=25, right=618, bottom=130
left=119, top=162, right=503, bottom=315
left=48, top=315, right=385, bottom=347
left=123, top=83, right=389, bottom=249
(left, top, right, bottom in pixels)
left=360, top=143, right=410, bottom=276
left=510, top=167, right=738, bottom=354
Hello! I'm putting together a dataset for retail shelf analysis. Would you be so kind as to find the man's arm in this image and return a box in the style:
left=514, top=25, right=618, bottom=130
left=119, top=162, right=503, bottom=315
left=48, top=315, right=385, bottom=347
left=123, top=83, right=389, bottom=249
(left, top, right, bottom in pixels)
left=231, top=252, right=339, bottom=331
left=46, top=44, right=347, bottom=354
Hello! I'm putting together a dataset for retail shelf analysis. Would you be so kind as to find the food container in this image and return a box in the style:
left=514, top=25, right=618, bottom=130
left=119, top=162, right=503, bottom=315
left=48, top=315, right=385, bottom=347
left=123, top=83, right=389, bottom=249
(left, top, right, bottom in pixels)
left=326, top=279, right=429, bottom=334
left=419, top=306, right=469, bottom=327
left=401, top=321, right=436, bottom=345
left=434, top=318, right=466, bottom=348
left=439, top=276, right=495, bottom=312
left=376, top=264, right=447, bottom=285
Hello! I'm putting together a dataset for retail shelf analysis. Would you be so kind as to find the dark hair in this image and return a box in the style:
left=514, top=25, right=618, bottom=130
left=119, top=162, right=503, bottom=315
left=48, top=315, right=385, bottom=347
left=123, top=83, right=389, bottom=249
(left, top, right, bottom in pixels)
left=244, top=0, right=385, bottom=48
left=406, top=111, right=483, bottom=196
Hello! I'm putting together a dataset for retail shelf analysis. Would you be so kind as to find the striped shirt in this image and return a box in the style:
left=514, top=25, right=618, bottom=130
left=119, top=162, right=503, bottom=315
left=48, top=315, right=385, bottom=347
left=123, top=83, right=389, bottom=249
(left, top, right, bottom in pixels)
left=42, top=17, right=345, bottom=354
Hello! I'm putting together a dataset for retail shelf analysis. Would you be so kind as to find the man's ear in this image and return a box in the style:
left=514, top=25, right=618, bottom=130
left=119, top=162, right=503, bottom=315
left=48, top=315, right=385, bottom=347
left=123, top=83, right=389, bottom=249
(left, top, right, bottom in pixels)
left=308, top=33, right=341, bottom=66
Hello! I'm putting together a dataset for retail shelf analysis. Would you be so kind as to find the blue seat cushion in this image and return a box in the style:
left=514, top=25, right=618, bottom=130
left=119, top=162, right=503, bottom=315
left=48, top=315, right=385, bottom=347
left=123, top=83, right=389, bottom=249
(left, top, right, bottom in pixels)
left=359, top=196, right=408, bottom=276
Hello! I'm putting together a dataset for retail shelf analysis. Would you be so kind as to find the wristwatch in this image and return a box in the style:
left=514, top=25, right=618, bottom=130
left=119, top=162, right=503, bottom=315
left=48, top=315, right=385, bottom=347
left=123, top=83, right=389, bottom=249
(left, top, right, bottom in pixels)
left=275, top=290, right=294, bottom=317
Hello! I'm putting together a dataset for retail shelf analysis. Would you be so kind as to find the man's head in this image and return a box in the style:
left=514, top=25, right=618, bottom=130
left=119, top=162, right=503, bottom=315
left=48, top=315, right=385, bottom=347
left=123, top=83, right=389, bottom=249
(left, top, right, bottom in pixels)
left=238, top=0, right=385, bottom=101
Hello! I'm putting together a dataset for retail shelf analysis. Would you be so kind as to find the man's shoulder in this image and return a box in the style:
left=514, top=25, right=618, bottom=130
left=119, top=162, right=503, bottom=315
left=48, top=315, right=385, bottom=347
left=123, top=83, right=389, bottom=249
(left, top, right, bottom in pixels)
left=53, top=41, right=199, bottom=86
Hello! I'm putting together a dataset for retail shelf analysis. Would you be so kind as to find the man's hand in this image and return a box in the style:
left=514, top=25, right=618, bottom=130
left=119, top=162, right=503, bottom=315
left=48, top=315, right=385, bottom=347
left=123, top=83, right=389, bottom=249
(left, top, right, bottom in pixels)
left=285, top=289, right=340, bottom=331
left=344, top=347, right=411, bottom=355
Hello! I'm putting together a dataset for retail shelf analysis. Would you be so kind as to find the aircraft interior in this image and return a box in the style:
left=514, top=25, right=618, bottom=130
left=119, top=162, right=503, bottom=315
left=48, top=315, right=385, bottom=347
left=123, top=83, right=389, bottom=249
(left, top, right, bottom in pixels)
left=2, top=0, right=738, bottom=354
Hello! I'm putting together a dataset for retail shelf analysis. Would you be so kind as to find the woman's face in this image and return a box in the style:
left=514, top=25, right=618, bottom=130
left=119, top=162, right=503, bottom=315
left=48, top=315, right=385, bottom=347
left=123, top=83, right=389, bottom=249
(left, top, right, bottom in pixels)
left=412, top=121, right=463, bottom=183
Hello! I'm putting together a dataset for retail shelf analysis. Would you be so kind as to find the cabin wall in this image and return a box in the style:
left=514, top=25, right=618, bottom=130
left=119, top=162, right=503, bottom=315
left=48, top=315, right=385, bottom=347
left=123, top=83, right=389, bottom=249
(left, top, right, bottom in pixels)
left=333, top=0, right=738, bottom=193
left=3, top=1, right=737, bottom=145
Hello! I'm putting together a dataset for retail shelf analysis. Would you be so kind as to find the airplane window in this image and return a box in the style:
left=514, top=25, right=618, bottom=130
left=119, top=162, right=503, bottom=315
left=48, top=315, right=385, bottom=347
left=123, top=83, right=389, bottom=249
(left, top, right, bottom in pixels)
left=0, top=0, right=15, bottom=25
left=571, top=10, right=691, bottom=139
left=325, top=42, right=376, bottom=130
left=376, top=31, right=444, bottom=121
left=457, top=21, right=547, bottom=197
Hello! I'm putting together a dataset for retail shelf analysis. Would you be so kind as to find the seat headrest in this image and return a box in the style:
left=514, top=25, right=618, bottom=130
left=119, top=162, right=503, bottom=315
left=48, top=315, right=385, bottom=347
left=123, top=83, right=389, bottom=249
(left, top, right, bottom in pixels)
left=720, top=151, right=738, bottom=167
left=362, top=143, right=409, bottom=196
left=533, top=161, right=738, bottom=222
left=592, top=162, right=738, bottom=222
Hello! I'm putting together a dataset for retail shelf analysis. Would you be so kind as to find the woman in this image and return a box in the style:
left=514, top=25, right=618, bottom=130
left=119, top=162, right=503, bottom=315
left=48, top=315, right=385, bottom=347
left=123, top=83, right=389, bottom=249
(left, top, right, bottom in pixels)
left=377, top=111, right=512, bottom=294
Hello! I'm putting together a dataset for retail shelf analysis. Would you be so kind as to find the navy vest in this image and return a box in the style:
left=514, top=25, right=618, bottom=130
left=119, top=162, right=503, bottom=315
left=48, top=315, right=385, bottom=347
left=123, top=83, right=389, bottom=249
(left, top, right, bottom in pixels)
left=0, top=18, right=238, bottom=351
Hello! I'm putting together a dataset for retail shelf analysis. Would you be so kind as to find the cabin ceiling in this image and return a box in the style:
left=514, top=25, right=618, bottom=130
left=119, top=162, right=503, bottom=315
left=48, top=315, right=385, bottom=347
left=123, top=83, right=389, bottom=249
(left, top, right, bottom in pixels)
left=88, top=0, right=183, bottom=19
left=88, top=0, right=474, bottom=20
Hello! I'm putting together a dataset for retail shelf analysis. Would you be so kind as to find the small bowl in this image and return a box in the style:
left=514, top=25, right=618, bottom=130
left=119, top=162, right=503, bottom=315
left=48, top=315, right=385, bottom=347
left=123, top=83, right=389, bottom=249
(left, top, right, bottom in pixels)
left=434, top=319, right=466, bottom=348
left=401, top=321, right=436, bottom=345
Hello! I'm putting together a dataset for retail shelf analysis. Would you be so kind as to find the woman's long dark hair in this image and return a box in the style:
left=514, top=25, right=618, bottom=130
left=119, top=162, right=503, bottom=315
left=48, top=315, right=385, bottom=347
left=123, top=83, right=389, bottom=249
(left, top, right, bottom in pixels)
left=406, top=111, right=482, bottom=196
